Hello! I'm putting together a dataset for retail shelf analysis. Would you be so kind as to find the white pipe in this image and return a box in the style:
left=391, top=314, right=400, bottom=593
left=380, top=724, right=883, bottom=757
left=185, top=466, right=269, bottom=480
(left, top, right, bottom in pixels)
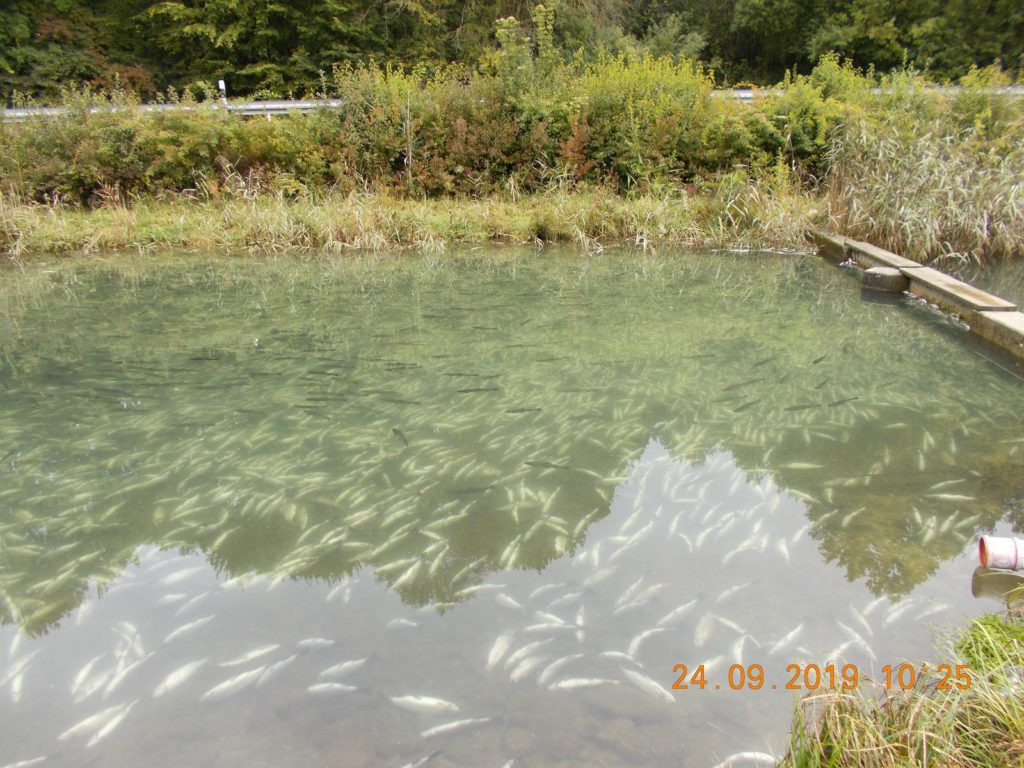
left=979, top=536, right=1024, bottom=571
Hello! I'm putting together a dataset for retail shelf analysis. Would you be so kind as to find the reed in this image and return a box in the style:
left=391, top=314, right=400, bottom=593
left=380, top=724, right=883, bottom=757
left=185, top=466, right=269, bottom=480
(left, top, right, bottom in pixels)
left=825, top=120, right=1024, bottom=267
left=824, top=69, right=1024, bottom=266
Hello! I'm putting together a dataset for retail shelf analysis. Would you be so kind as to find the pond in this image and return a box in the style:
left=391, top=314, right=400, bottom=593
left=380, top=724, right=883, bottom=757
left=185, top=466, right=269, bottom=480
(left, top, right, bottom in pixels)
left=1, top=249, right=1022, bottom=768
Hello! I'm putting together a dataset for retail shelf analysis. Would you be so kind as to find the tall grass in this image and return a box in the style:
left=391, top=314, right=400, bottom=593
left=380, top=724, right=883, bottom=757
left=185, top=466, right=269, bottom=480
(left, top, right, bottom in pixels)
left=824, top=67, right=1024, bottom=266
left=825, top=117, right=1024, bottom=267
left=0, top=183, right=821, bottom=258
left=781, top=612, right=1024, bottom=768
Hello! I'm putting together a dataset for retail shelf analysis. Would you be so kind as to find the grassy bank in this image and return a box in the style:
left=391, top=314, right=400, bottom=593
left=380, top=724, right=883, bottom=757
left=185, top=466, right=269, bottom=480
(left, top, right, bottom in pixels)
left=780, top=611, right=1024, bottom=768
left=2, top=49, right=1023, bottom=263
left=0, top=183, right=820, bottom=258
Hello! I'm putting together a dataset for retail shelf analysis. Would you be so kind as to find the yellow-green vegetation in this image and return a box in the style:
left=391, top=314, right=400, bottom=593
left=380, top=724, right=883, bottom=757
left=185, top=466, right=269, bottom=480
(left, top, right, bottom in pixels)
left=825, top=65, right=1024, bottom=266
left=781, top=611, right=1024, bottom=767
left=1, top=44, right=1022, bottom=263
left=0, top=183, right=818, bottom=258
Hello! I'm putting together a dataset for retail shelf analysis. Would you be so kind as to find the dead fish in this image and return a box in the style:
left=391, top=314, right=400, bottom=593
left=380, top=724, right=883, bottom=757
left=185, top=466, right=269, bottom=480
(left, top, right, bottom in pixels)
left=297, top=638, right=335, bottom=649
left=58, top=703, right=125, bottom=741
left=0, top=757, right=47, bottom=768
left=537, top=654, right=585, bottom=686
left=599, top=651, right=637, bottom=664
left=715, top=582, right=750, bottom=603
left=319, top=658, right=368, bottom=679
left=620, top=667, right=674, bottom=704
left=308, top=683, right=358, bottom=694
left=201, top=667, right=265, bottom=700
left=164, top=615, right=215, bottom=644
left=862, top=596, right=887, bottom=616
left=220, top=644, right=280, bottom=667
left=769, top=623, right=804, bottom=655
left=655, top=602, right=696, bottom=630
left=104, top=652, right=154, bottom=697
left=581, top=567, right=617, bottom=588
left=390, top=695, right=460, bottom=714
left=549, top=678, right=619, bottom=691
left=420, top=717, right=491, bottom=739
left=510, top=655, right=549, bottom=683
left=486, top=633, right=514, bottom=671
left=87, top=700, right=138, bottom=747
left=548, top=591, right=584, bottom=610
left=387, top=619, right=419, bottom=629
left=495, top=593, right=524, bottom=610
left=885, top=600, right=917, bottom=624
left=505, top=640, right=553, bottom=668
left=628, top=628, right=667, bottom=657
left=258, top=654, right=298, bottom=686
left=914, top=602, right=950, bottom=621
left=71, top=654, right=105, bottom=697
left=173, top=591, right=210, bottom=617
left=159, top=566, right=205, bottom=586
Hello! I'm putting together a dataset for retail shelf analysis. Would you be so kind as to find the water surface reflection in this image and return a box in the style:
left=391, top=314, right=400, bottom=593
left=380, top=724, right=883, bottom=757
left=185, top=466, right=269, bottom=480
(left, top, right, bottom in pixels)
left=0, top=250, right=1021, bottom=766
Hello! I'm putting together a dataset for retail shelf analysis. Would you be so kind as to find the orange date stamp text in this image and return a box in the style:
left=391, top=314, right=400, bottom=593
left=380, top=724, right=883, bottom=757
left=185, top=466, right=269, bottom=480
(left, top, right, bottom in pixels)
left=671, top=662, right=972, bottom=691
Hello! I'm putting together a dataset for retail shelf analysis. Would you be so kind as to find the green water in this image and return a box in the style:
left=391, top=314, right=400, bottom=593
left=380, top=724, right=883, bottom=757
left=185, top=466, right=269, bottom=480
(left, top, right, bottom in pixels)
left=0, top=249, right=1022, bottom=768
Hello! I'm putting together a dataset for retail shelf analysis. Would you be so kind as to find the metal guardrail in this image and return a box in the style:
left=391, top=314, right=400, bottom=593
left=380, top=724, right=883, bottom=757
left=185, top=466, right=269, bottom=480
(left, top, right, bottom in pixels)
left=3, top=87, right=1023, bottom=121
left=0, top=98, right=345, bottom=121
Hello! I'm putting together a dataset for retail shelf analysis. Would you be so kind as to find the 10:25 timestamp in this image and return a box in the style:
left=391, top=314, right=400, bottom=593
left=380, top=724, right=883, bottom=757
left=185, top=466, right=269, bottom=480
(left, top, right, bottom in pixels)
left=672, top=662, right=973, bottom=691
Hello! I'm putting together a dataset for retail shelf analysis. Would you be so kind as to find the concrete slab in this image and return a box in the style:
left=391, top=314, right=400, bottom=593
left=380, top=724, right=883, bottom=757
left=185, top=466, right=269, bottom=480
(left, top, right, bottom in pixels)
left=845, top=239, right=923, bottom=270
left=809, top=230, right=849, bottom=262
left=862, top=266, right=909, bottom=292
left=970, top=311, right=1024, bottom=357
left=905, top=267, right=1017, bottom=313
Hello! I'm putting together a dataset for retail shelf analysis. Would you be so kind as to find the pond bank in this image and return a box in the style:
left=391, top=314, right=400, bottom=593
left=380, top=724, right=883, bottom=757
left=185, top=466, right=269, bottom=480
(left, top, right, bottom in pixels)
left=0, top=188, right=819, bottom=259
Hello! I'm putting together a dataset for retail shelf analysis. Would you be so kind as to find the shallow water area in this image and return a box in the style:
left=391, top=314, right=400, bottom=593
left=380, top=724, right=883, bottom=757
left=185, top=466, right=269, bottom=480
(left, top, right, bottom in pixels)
left=0, top=248, right=1022, bottom=768
left=955, top=257, right=1024, bottom=309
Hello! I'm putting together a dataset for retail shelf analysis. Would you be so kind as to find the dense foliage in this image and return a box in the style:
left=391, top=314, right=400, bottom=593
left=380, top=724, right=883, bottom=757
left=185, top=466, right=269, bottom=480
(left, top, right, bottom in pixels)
left=2, top=37, right=1022, bottom=262
left=0, top=47, right=833, bottom=203
left=1, top=0, right=1021, bottom=100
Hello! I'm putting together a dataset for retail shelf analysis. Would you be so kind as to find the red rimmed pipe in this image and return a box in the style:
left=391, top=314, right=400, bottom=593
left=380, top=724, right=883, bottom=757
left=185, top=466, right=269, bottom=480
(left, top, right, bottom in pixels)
left=979, top=536, right=1024, bottom=571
